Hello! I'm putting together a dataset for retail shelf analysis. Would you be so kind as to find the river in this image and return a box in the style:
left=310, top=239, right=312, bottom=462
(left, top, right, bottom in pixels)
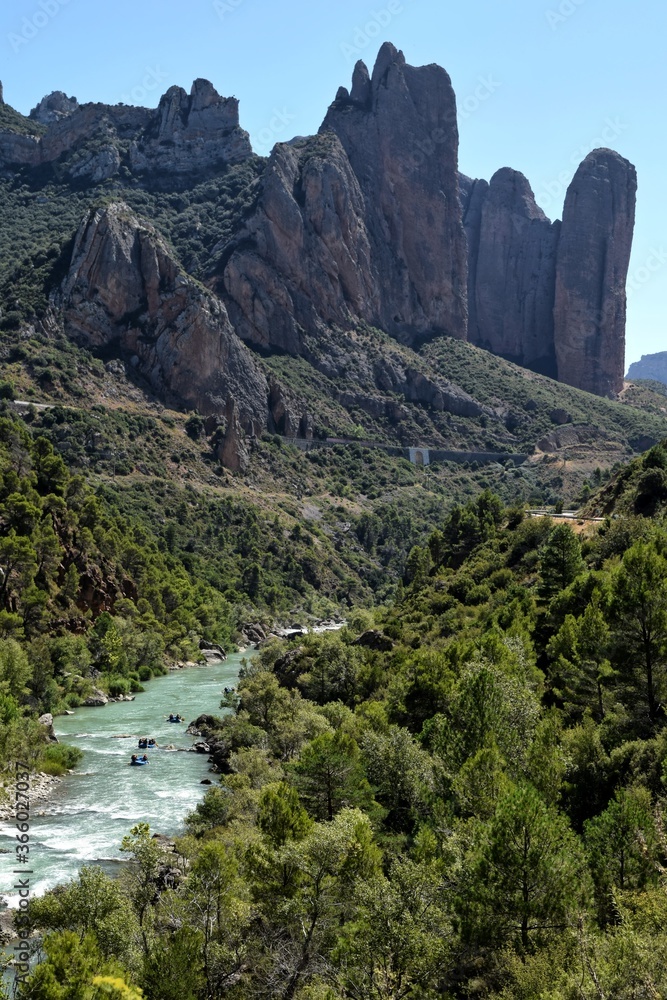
left=0, top=655, right=243, bottom=908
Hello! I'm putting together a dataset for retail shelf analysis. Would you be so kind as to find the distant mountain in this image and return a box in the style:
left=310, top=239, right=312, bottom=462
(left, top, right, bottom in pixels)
left=627, top=352, right=667, bottom=386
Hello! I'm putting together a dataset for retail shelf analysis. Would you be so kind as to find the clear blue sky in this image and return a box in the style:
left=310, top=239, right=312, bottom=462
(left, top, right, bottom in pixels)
left=0, top=0, right=664, bottom=367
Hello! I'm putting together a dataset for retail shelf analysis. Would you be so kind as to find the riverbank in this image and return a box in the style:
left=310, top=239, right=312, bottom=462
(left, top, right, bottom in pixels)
left=0, top=773, right=63, bottom=824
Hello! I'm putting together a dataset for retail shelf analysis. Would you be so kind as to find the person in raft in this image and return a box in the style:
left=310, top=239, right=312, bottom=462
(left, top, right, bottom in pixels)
left=147, top=738, right=157, bottom=747
left=168, top=714, right=184, bottom=723
left=138, top=738, right=148, bottom=749
left=130, top=754, right=149, bottom=765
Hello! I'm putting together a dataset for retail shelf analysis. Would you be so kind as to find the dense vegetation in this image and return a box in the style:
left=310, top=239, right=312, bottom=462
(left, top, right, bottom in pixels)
left=14, top=448, right=667, bottom=999
left=0, top=403, right=382, bottom=783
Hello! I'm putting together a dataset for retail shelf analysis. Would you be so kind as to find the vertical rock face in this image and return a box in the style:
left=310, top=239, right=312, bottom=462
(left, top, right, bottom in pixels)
left=220, top=44, right=468, bottom=354
left=220, top=132, right=379, bottom=353
left=59, top=203, right=268, bottom=430
left=321, top=43, right=468, bottom=344
left=463, top=168, right=559, bottom=377
left=554, top=149, right=637, bottom=396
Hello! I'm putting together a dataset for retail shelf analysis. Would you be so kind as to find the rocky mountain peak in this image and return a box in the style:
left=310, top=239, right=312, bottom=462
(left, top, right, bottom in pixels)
left=30, top=91, right=79, bottom=124
left=190, top=78, right=222, bottom=111
left=319, top=44, right=468, bottom=344
left=370, top=40, right=406, bottom=88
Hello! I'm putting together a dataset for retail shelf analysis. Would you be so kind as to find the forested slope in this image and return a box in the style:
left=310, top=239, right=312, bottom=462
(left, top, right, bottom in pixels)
left=17, top=449, right=667, bottom=999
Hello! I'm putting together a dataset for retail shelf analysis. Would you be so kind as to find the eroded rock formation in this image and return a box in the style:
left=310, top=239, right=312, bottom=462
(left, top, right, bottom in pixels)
left=219, top=43, right=467, bottom=351
left=463, top=149, right=636, bottom=395
left=0, top=48, right=638, bottom=406
left=321, top=42, right=468, bottom=344
left=554, top=149, right=637, bottom=397
left=0, top=80, right=252, bottom=183
left=462, top=169, right=560, bottom=377
left=58, top=202, right=268, bottom=429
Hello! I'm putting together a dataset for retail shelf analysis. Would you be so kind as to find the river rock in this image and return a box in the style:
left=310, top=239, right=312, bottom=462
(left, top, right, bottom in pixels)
left=199, top=640, right=226, bottom=660
left=84, top=688, right=108, bottom=707
left=38, top=713, right=59, bottom=742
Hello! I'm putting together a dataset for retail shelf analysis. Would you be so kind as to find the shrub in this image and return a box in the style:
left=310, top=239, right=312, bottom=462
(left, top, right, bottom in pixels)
left=106, top=676, right=131, bottom=697
left=39, top=743, right=84, bottom=776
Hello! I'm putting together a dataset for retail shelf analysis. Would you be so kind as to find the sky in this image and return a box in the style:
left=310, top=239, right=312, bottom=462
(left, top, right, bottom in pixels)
left=0, top=0, right=664, bottom=367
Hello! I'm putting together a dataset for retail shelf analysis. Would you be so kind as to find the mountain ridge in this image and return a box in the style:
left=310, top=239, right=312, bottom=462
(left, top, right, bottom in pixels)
left=0, top=43, right=637, bottom=423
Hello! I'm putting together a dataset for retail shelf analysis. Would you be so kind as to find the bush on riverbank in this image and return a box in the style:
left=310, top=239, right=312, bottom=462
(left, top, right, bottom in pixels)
left=38, top=743, right=84, bottom=776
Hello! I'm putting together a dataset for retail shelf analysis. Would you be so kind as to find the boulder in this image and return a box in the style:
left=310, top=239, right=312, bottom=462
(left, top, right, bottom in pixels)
left=352, top=630, right=394, bottom=652
left=38, top=713, right=58, bottom=742
left=84, top=688, right=108, bottom=707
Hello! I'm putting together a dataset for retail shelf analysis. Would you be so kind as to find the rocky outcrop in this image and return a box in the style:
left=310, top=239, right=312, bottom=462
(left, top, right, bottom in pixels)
left=220, top=132, right=378, bottom=353
left=217, top=399, right=250, bottom=474
left=0, top=51, right=637, bottom=403
left=554, top=149, right=637, bottom=397
left=0, top=80, right=252, bottom=183
left=59, top=202, right=268, bottom=430
left=219, top=44, right=467, bottom=352
left=321, top=43, right=468, bottom=344
left=463, top=149, right=636, bottom=395
left=627, top=352, right=667, bottom=385
left=462, top=169, right=559, bottom=377
left=352, top=630, right=394, bottom=652
left=30, top=91, right=78, bottom=125
left=129, top=79, right=252, bottom=177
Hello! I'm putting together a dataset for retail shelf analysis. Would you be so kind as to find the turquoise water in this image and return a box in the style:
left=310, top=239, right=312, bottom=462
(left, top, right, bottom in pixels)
left=0, top=656, right=242, bottom=907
